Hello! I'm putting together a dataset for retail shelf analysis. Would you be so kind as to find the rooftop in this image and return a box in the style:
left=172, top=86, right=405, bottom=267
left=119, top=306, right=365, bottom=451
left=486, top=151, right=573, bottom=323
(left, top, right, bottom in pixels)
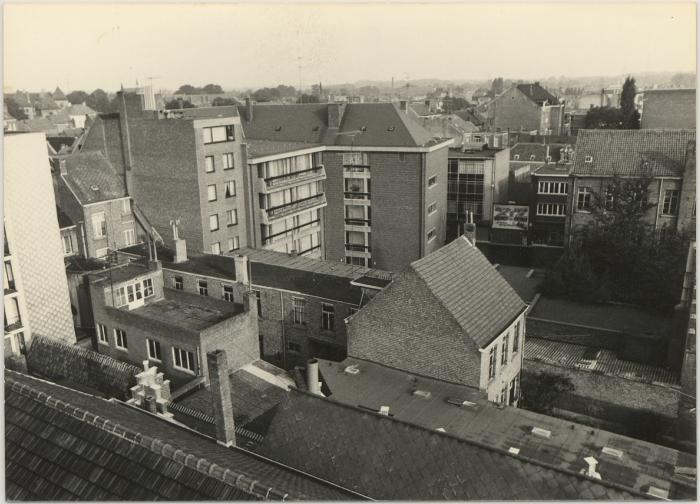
left=5, top=370, right=362, bottom=500
left=516, top=83, right=561, bottom=106
left=448, top=146, right=500, bottom=159
left=572, top=129, right=696, bottom=178
left=60, top=151, right=127, bottom=204
left=246, top=139, right=320, bottom=159
left=495, top=265, right=543, bottom=303
left=161, top=105, right=240, bottom=119
left=306, top=357, right=695, bottom=499
left=533, top=163, right=573, bottom=176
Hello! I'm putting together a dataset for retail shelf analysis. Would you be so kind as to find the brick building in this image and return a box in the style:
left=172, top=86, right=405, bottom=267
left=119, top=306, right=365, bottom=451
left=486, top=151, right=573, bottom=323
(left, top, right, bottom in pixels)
left=80, top=93, right=248, bottom=256
left=4, top=133, right=76, bottom=355
left=88, top=258, right=258, bottom=387
left=348, top=236, right=527, bottom=404
left=568, top=129, right=696, bottom=242
left=641, top=89, right=696, bottom=130
left=486, top=83, right=565, bottom=135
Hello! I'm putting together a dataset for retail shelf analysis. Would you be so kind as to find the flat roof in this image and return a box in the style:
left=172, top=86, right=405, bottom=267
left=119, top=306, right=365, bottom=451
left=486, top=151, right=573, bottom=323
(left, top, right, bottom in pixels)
left=533, top=163, right=573, bottom=176
left=317, top=357, right=696, bottom=498
left=90, top=261, right=154, bottom=284
left=448, top=147, right=499, bottom=159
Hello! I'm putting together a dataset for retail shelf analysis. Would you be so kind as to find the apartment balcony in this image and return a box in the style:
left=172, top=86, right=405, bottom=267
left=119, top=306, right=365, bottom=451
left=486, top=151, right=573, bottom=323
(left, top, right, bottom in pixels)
left=261, top=193, right=327, bottom=224
left=262, top=219, right=321, bottom=246
left=4, top=315, right=22, bottom=334
left=345, top=243, right=372, bottom=253
left=260, top=165, right=326, bottom=193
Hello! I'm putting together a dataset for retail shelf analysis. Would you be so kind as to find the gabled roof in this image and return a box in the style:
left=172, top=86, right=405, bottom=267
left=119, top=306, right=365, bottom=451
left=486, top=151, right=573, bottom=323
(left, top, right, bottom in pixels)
left=410, top=236, right=526, bottom=347
left=516, top=83, right=561, bottom=105
left=5, top=370, right=361, bottom=500
left=67, top=103, right=96, bottom=116
left=256, top=388, right=644, bottom=500
left=572, top=129, right=696, bottom=178
left=238, top=103, right=329, bottom=144
left=19, top=116, right=58, bottom=133
left=53, top=86, right=67, bottom=100
left=61, top=151, right=127, bottom=204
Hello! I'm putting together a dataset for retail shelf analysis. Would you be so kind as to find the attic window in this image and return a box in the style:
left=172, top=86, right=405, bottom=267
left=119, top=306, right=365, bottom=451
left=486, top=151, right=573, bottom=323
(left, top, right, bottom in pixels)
left=508, top=447, right=520, bottom=455
left=585, top=155, right=593, bottom=163
left=387, top=126, right=395, bottom=132
left=344, top=364, right=360, bottom=375
left=513, top=154, right=520, bottom=160
left=601, top=447, right=624, bottom=459
left=90, top=185, right=100, bottom=192
left=529, top=154, right=536, bottom=161
left=531, top=427, right=552, bottom=438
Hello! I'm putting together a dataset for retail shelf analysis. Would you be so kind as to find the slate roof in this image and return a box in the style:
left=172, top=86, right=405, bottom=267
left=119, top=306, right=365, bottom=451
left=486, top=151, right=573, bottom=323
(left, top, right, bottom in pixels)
left=256, top=388, right=651, bottom=500
left=56, top=205, right=75, bottom=229
left=53, top=87, right=67, bottom=100
left=517, top=83, right=561, bottom=105
left=511, top=142, right=568, bottom=163
left=410, top=236, right=527, bottom=347
left=238, top=103, right=330, bottom=144
left=61, top=151, right=127, bottom=204
left=5, top=370, right=361, bottom=500
left=19, top=116, right=58, bottom=133
left=67, top=103, right=96, bottom=116
left=572, top=129, right=696, bottom=178
left=246, top=139, right=320, bottom=159
left=641, top=89, right=696, bottom=129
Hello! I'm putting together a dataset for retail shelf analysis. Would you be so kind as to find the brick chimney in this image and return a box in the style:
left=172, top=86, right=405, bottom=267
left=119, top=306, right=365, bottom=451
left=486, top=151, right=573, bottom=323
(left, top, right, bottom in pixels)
left=207, top=350, right=236, bottom=447
left=328, top=103, right=345, bottom=128
left=245, top=97, right=253, bottom=122
left=129, top=360, right=173, bottom=419
left=233, top=254, right=249, bottom=285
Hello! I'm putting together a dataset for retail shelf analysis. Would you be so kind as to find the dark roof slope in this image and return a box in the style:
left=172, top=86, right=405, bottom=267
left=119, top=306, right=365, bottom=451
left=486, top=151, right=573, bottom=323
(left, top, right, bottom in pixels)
left=641, top=89, right=696, bottom=130
left=511, top=142, right=568, bottom=163
left=256, top=389, right=641, bottom=500
left=246, top=139, right=320, bottom=159
left=5, top=370, right=363, bottom=500
left=517, top=83, right=561, bottom=105
left=238, top=103, right=329, bottom=144
left=411, top=236, right=527, bottom=347
left=62, top=151, right=127, bottom=204
left=53, top=87, right=67, bottom=100
left=572, top=129, right=696, bottom=177
left=56, top=205, right=74, bottom=229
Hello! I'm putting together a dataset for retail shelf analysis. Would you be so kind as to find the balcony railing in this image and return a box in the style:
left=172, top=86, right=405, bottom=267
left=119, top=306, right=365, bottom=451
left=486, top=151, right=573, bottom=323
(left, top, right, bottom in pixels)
left=344, top=218, right=371, bottom=227
left=262, top=219, right=321, bottom=246
left=262, top=193, right=327, bottom=223
left=345, top=243, right=371, bottom=252
left=4, top=315, right=22, bottom=334
left=343, top=165, right=370, bottom=175
left=299, top=245, right=322, bottom=256
left=261, top=165, right=326, bottom=193
left=344, top=191, right=371, bottom=200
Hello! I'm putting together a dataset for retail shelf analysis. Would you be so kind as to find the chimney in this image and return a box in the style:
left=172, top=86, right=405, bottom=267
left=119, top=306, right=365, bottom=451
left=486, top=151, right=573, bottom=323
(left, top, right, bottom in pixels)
left=59, top=158, right=67, bottom=176
left=399, top=100, right=408, bottom=113
left=128, top=360, right=173, bottom=418
left=245, top=97, right=253, bottom=122
left=207, top=350, right=236, bottom=447
left=328, top=103, right=344, bottom=128
left=233, top=254, right=249, bottom=285
left=306, top=358, right=322, bottom=395
left=173, top=238, right=187, bottom=263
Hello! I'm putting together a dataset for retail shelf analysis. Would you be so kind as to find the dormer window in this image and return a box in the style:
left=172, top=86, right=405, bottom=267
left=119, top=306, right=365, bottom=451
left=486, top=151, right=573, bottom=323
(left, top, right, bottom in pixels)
left=529, top=154, right=536, bottom=161
left=513, top=154, right=520, bottom=160
left=585, top=155, right=593, bottom=163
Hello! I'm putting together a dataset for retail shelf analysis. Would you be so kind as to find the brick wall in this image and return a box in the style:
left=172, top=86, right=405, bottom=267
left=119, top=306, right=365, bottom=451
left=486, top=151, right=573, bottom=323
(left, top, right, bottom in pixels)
left=83, top=198, right=138, bottom=257
left=493, top=87, right=543, bottom=133
left=348, top=270, right=482, bottom=387
left=424, top=149, right=448, bottom=257
left=677, top=142, right=696, bottom=235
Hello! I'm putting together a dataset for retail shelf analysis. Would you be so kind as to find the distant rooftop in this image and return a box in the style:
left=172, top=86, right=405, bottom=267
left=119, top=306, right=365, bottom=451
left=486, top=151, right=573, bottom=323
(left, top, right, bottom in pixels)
left=448, top=146, right=500, bottom=159
left=160, top=105, right=239, bottom=120
left=533, top=163, right=573, bottom=176
left=246, top=139, right=320, bottom=159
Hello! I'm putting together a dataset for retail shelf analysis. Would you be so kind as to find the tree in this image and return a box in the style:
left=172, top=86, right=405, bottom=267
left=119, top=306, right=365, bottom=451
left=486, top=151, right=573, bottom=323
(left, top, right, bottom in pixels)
left=175, top=84, right=197, bottom=95
left=66, top=90, right=89, bottom=105
left=620, top=77, right=640, bottom=129
left=442, top=96, right=470, bottom=114
left=4, top=97, right=27, bottom=120
left=86, top=89, right=115, bottom=113
left=211, top=97, right=238, bottom=106
left=201, top=84, right=224, bottom=94
left=584, top=106, right=623, bottom=129
left=164, top=98, right=195, bottom=110
left=490, top=77, right=504, bottom=97
left=520, top=371, right=575, bottom=415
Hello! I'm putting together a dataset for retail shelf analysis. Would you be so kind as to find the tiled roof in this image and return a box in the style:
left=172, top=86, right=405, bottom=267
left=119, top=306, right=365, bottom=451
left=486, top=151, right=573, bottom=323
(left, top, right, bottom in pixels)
left=53, top=87, right=67, bottom=100
left=67, top=103, right=96, bottom=116
left=511, top=142, right=568, bottom=163
left=61, top=151, right=127, bottom=204
left=525, top=337, right=681, bottom=386
left=572, top=129, right=696, bottom=178
left=517, top=83, right=560, bottom=105
left=19, top=116, right=58, bottom=133
left=315, top=357, right=696, bottom=499
left=6, top=370, right=360, bottom=500
left=246, top=139, right=320, bottom=159
left=49, top=111, right=71, bottom=125
left=256, top=388, right=649, bottom=500
left=238, top=103, right=330, bottom=144
left=411, top=236, right=527, bottom=347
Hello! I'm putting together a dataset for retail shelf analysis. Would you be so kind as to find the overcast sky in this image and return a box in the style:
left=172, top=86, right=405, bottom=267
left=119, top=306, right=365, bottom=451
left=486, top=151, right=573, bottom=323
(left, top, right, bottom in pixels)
left=4, top=2, right=696, bottom=93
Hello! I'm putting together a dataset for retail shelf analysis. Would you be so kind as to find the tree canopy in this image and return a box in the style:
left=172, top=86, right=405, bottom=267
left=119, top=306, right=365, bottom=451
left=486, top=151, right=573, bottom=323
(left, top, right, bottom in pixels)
left=620, top=77, right=640, bottom=129
left=66, top=90, right=89, bottom=105
left=165, top=99, right=196, bottom=110
left=4, top=97, right=27, bottom=120
left=251, top=85, right=297, bottom=102
left=584, top=106, right=623, bottom=129
left=211, top=97, right=239, bottom=107
left=86, top=89, right=117, bottom=113
left=175, top=84, right=224, bottom=95
left=521, top=371, right=575, bottom=415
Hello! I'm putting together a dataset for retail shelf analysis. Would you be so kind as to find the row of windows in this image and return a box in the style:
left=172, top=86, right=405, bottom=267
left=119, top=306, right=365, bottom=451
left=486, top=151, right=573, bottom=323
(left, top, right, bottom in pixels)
left=487, top=321, right=522, bottom=380
left=114, top=278, right=154, bottom=308
left=173, top=276, right=237, bottom=302
left=207, top=180, right=237, bottom=201
left=536, top=203, right=566, bottom=216
left=538, top=181, right=568, bottom=195
left=576, top=187, right=680, bottom=216
left=205, top=152, right=235, bottom=173
left=209, top=237, right=240, bottom=255
left=203, top=125, right=235, bottom=145
left=209, top=209, right=238, bottom=231
left=292, top=298, right=342, bottom=330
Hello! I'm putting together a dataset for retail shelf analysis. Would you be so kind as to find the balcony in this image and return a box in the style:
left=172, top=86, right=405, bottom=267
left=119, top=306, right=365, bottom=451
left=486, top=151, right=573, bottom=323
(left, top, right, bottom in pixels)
left=261, top=193, right=327, bottom=224
left=262, top=219, right=321, bottom=246
left=345, top=243, right=372, bottom=253
left=344, top=218, right=371, bottom=226
left=4, top=315, right=22, bottom=334
left=344, top=191, right=371, bottom=201
left=261, top=165, right=326, bottom=193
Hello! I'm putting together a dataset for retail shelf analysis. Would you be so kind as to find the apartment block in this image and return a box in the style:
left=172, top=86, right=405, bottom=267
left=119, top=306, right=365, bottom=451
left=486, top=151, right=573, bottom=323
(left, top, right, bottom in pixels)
left=80, top=93, right=247, bottom=256
left=4, top=133, right=76, bottom=354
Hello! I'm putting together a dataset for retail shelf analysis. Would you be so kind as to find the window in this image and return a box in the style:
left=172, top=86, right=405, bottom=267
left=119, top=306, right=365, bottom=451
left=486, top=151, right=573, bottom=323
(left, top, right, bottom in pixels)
left=62, top=234, right=74, bottom=255
left=427, top=228, right=436, bottom=242
left=538, top=181, right=568, bottom=194
left=513, top=154, right=520, bottom=160
left=209, top=214, right=219, bottom=231
left=147, top=339, right=162, bottom=361
left=222, top=284, right=235, bottom=302
left=292, top=297, right=306, bottom=325
left=228, top=236, right=240, bottom=252
left=114, top=328, right=128, bottom=350
left=321, top=303, right=335, bottom=331
left=428, top=175, right=437, bottom=188
left=198, top=279, right=208, bottom=296
left=205, top=156, right=214, bottom=173
left=577, top=187, right=592, bottom=211
left=662, top=189, right=680, bottom=216
left=92, top=212, right=107, bottom=238
left=96, top=323, right=108, bottom=344
left=585, top=155, right=593, bottom=163
left=223, top=153, right=234, bottom=170
left=529, top=154, right=536, bottom=161
left=207, top=184, right=217, bottom=202
left=226, top=209, right=238, bottom=226
left=287, top=342, right=301, bottom=353
left=342, top=152, right=368, bottom=166
left=203, top=125, right=234, bottom=144
left=123, top=227, right=135, bottom=246
left=115, top=286, right=127, bottom=307
left=536, top=203, right=566, bottom=216
left=211, top=242, right=221, bottom=255
left=509, top=376, right=519, bottom=404
left=501, top=334, right=509, bottom=365
left=488, top=346, right=497, bottom=380
left=172, top=347, right=195, bottom=373
left=173, top=276, right=184, bottom=290
left=225, top=180, right=236, bottom=198
left=252, top=290, right=262, bottom=317
left=143, top=278, right=154, bottom=297
left=428, top=201, right=437, bottom=215
left=513, top=321, right=520, bottom=353
left=122, top=199, right=131, bottom=214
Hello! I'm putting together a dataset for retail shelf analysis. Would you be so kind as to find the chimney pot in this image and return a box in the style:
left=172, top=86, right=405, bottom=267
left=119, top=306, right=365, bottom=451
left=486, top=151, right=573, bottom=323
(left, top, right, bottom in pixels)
left=306, top=358, right=322, bottom=395
left=207, top=350, right=236, bottom=447
left=233, top=254, right=249, bottom=285
left=399, top=100, right=408, bottom=112
left=173, top=238, right=187, bottom=264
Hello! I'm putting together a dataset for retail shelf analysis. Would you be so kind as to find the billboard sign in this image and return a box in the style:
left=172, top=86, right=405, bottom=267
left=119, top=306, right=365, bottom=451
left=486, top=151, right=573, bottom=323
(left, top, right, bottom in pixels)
left=492, top=204, right=529, bottom=230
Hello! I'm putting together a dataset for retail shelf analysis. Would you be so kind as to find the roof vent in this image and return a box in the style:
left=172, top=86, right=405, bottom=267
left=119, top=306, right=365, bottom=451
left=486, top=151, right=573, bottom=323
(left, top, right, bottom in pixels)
left=646, top=486, right=669, bottom=499
left=90, top=185, right=100, bottom=191
left=585, top=155, right=593, bottom=163
left=274, top=126, right=282, bottom=132
left=436, top=427, right=446, bottom=432
left=508, top=447, right=520, bottom=455
left=447, top=397, right=477, bottom=408
left=344, top=364, right=360, bottom=375
left=601, top=447, right=624, bottom=460
left=412, top=389, right=431, bottom=399
left=379, top=405, right=390, bottom=416
left=582, top=456, right=602, bottom=480
left=531, top=427, right=552, bottom=438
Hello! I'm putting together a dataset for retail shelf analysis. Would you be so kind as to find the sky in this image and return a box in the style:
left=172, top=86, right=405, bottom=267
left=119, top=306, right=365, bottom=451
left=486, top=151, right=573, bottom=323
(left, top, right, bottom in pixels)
left=3, top=2, right=697, bottom=93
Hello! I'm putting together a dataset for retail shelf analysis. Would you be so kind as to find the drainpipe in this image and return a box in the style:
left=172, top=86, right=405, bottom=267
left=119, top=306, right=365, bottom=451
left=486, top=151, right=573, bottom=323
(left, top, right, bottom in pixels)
left=79, top=222, right=88, bottom=259
left=655, top=178, right=663, bottom=231
left=279, top=291, right=287, bottom=369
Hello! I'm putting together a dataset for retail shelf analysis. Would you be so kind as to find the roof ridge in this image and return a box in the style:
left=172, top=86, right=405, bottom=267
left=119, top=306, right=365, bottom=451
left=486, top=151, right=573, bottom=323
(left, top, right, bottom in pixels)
left=5, top=371, right=293, bottom=500
left=286, top=387, right=650, bottom=498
